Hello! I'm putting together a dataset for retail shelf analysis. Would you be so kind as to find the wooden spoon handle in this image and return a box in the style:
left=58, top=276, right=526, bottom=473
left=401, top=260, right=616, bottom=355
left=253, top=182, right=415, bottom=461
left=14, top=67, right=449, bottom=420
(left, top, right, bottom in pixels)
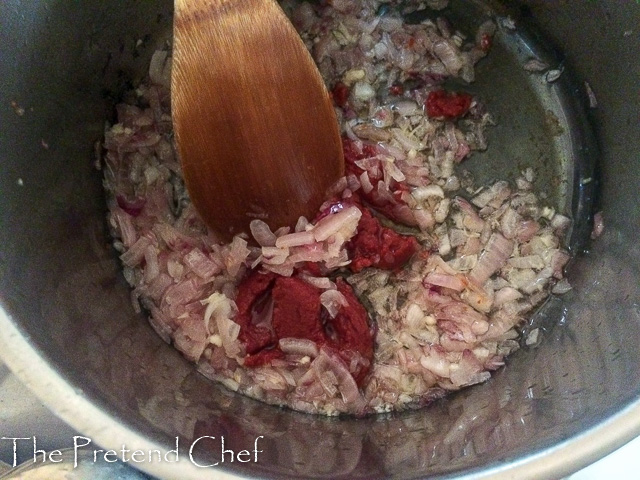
left=172, top=0, right=344, bottom=241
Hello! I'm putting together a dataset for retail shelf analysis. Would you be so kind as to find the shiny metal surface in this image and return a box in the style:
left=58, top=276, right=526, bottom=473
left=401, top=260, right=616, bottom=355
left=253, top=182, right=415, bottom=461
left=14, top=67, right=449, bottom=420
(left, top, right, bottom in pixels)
left=0, top=448, right=151, bottom=480
left=0, top=1, right=639, bottom=479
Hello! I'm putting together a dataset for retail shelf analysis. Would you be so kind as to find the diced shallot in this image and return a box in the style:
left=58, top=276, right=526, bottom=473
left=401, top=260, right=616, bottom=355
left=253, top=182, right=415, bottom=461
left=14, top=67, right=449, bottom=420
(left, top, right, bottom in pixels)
left=279, top=338, right=319, bottom=357
left=250, top=220, right=277, bottom=247
left=120, top=234, right=153, bottom=267
left=224, top=237, right=250, bottom=276
left=312, top=206, right=362, bottom=242
left=143, top=245, right=160, bottom=283
left=113, top=209, right=137, bottom=248
left=184, top=248, right=221, bottom=278
left=508, top=255, right=545, bottom=269
left=551, top=278, right=572, bottom=294
left=320, top=289, right=349, bottom=318
left=468, top=233, right=514, bottom=286
left=449, top=350, right=488, bottom=387
left=494, top=287, right=523, bottom=306
left=424, top=272, right=465, bottom=292
left=163, top=279, right=201, bottom=306
left=412, top=185, right=445, bottom=201
left=275, top=230, right=315, bottom=248
left=201, top=292, right=241, bottom=358
left=311, top=350, right=363, bottom=406
left=149, top=50, right=172, bottom=88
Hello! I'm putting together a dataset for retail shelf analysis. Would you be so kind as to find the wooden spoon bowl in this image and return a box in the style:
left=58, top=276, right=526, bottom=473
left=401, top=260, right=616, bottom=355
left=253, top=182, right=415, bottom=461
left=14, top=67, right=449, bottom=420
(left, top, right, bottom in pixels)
left=172, top=0, right=344, bottom=242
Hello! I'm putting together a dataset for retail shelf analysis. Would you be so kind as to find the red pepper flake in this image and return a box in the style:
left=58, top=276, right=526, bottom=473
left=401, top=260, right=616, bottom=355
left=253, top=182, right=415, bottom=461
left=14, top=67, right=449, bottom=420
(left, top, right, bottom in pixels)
left=480, top=33, right=493, bottom=52
left=425, top=89, right=473, bottom=120
left=347, top=207, right=419, bottom=273
left=388, top=83, right=404, bottom=96
left=331, top=81, right=350, bottom=108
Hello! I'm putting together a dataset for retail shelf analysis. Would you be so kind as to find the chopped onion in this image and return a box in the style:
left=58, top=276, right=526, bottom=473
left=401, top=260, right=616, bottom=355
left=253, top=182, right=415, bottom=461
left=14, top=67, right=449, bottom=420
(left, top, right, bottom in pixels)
left=424, top=272, right=465, bottom=292
left=224, top=237, right=250, bottom=276
left=420, top=349, right=450, bottom=378
left=494, top=287, right=523, bottom=306
left=382, top=157, right=406, bottom=183
left=391, top=99, right=419, bottom=116
left=412, top=185, right=444, bottom=201
left=449, top=350, right=488, bottom=387
left=375, top=142, right=407, bottom=161
left=516, top=220, right=540, bottom=242
left=113, top=209, right=137, bottom=247
left=500, top=208, right=521, bottom=239
left=359, top=171, right=374, bottom=193
left=173, top=316, right=208, bottom=362
left=275, top=230, right=315, bottom=248
left=279, top=338, right=319, bottom=357
left=143, top=273, right=173, bottom=301
left=468, top=233, right=514, bottom=286
left=100, top=1, right=577, bottom=416
left=551, top=278, right=572, bottom=294
left=550, top=213, right=571, bottom=234
left=433, top=40, right=463, bottom=75
left=300, top=275, right=335, bottom=290
left=184, top=248, right=221, bottom=278
left=312, top=350, right=362, bottom=405
left=250, top=220, right=277, bottom=247
left=163, top=279, right=201, bottom=306
left=201, top=292, right=241, bottom=358
left=550, top=250, right=571, bottom=279
left=320, top=289, right=349, bottom=318
left=120, top=234, right=153, bottom=267
left=353, top=81, right=376, bottom=101
left=391, top=128, right=424, bottom=151
left=455, top=197, right=485, bottom=232
left=261, top=246, right=289, bottom=265
left=508, top=255, right=545, bottom=270
left=149, top=50, right=172, bottom=88
left=143, top=245, right=160, bottom=283
left=312, top=206, right=362, bottom=242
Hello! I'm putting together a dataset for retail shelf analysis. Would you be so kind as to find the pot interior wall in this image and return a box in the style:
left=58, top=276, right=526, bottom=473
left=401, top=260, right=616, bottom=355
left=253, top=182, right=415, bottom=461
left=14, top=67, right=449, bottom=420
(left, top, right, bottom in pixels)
left=0, top=0, right=639, bottom=478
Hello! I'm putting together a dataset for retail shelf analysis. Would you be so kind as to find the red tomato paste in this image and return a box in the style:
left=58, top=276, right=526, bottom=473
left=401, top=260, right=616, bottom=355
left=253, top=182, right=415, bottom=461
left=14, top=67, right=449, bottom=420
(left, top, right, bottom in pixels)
left=235, top=271, right=374, bottom=385
left=425, top=89, right=473, bottom=120
left=347, top=206, right=419, bottom=273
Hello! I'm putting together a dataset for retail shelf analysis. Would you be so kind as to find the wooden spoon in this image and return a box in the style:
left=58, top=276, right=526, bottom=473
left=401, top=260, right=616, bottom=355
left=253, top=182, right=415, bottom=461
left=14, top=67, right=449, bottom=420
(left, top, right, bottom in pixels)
left=172, top=0, right=344, bottom=242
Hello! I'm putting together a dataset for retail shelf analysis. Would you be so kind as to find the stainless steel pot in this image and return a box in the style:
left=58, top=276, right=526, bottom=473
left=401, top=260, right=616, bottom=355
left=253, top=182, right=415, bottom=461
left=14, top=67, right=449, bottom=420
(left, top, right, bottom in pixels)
left=1, top=1, right=639, bottom=478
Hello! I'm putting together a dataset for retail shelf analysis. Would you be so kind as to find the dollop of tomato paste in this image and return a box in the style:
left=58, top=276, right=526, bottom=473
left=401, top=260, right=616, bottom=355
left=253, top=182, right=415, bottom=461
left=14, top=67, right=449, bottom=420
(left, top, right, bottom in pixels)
left=425, top=89, right=473, bottom=120
left=347, top=206, right=419, bottom=273
left=234, top=270, right=374, bottom=384
left=234, top=271, right=278, bottom=356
